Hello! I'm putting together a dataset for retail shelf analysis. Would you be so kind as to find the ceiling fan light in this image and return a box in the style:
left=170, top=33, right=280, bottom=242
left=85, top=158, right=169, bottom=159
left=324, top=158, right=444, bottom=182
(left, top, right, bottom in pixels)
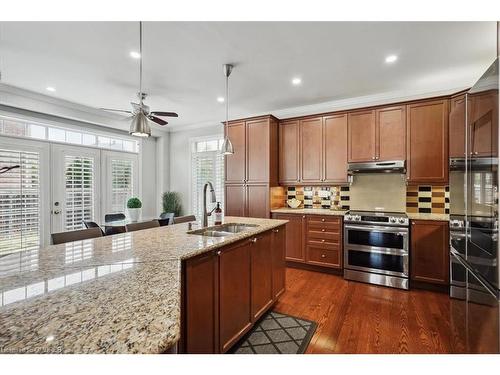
left=129, top=112, right=151, bottom=137
left=221, top=136, right=234, bottom=155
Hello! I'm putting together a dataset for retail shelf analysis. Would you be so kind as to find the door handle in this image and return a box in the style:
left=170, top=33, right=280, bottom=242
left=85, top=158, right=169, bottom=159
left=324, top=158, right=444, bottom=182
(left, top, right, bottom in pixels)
left=52, top=210, right=61, bottom=215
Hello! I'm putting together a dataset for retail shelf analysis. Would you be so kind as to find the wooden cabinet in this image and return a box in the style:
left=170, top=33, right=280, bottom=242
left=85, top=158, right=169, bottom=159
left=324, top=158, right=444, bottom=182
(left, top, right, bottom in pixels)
left=250, top=232, right=273, bottom=321
left=219, top=240, right=252, bottom=353
left=305, top=215, right=342, bottom=268
left=410, top=220, right=449, bottom=285
left=323, top=114, right=348, bottom=183
left=225, top=115, right=278, bottom=218
left=279, top=120, right=300, bottom=184
left=271, top=225, right=286, bottom=299
left=183, top=251, right=219, bottom=354
left=272, top=213, right=305, bottom=262
left=376, top=105, right=406, bottom=161
left=300, top=117, right=323, bottom=183
left=406, top=99, right=449, bottom=184
left=468, top=91, right=498, bottom=157
left=449, top=94, right=466, bottom=158
left=348, top=110, right=376, bottom=162
left=279, top=114, right=348, bottom=185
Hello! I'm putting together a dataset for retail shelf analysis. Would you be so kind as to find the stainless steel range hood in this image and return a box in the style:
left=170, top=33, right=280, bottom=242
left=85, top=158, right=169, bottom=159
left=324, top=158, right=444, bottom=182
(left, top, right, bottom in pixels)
left=347, top=160, right=406, bottom=175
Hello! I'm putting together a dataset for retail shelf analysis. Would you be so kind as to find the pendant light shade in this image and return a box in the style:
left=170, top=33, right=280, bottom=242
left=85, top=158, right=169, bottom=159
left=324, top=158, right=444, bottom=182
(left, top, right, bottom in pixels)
left=221, top=63, right=234, bottom=155
left=129, top=111, right=151, bottom=137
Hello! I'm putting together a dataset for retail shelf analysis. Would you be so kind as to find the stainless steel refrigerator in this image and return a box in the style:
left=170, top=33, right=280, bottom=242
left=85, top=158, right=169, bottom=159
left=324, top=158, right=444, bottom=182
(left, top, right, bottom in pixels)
left=449, top=57, right=500, bottom=353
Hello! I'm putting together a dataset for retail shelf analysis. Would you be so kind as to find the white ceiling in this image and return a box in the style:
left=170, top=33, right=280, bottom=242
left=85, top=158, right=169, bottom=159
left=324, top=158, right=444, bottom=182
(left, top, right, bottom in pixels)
left=0, top=21, right=497, bottom=132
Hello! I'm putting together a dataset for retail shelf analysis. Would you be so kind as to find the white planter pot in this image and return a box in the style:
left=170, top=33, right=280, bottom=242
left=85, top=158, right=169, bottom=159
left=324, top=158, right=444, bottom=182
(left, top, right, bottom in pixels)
left=128, top=208, right=141, bottom=222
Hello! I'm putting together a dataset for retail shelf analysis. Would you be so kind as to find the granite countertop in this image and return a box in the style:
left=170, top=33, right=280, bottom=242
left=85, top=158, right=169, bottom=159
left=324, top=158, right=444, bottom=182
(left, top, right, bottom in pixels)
left=0, top=216, right=287, bottom=354
left=271, top=207, right=449, bottom=222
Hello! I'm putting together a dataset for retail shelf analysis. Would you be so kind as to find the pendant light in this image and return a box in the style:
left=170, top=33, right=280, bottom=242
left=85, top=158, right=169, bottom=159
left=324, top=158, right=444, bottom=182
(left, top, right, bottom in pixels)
left=129, top=21, right=152, bottom=137
left=220, top=64, right=234, bottom=155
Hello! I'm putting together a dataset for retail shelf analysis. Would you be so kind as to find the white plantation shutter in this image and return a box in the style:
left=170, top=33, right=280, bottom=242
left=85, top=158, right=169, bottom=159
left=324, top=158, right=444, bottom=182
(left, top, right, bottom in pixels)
left=191, top=139, right=224, bottom=221
left=111, top=159, right=133, bottom=213
left=0, top=148, right=40, bottom=255
left=64, top=156, right=95, bottom=230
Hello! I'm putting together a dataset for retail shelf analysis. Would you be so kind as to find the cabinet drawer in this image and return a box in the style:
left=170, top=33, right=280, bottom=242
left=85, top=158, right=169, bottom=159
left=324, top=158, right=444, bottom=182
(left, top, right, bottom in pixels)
left=307, top=238, right=340, bottom=249
left=306, top=246, right=341, bottom=268
left=307, top=216, right=341, bottom=225
left=307, top=229, right=340, bottom=241
left=307, top=221, right=341, bottom=232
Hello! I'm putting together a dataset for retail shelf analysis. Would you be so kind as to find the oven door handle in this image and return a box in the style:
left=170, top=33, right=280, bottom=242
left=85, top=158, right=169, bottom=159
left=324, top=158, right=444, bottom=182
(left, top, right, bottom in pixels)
left=345, top=245, right=408, bottom=256
left=344, top=224, right=409, bottom=235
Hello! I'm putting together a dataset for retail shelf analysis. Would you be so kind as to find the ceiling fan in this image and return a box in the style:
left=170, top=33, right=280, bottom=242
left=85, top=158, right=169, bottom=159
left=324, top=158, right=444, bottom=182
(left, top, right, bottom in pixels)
left=100, top=22, right=178, bottom=137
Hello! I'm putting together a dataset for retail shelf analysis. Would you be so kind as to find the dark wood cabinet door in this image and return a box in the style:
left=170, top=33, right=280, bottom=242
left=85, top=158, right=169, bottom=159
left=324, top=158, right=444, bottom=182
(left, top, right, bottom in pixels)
left=184, top=251, right=219, bottom=353
left=348, top=110, right=376, bottom=162
left=376, top=106, right=406, bottom=161
left=225, top=121, right=246, bottom=183
left=300, top=117, right=323, bottom=183
left=279, top=120, right=300, bottom=184
left=250, top=232, right=274, bottom=321
left=469, top=91, right=498, bottom=157
left=406, top=100, right=449, bottom=184
left=323, top=114, right=348, bottom=183
left=272, top=213, right=305, bottom=262
left=219, top=240, right=252, bottom=353
left=449, top=94, right=466, bottom=158
left=246, top=119, right=269, bottom=183
left=271, top=225, right=286, bottom=300
left=246, top=184, right=269, bottom=218
left=410, top=220, right=449, bottom=285
left=225, top=184, right=246, bottom=217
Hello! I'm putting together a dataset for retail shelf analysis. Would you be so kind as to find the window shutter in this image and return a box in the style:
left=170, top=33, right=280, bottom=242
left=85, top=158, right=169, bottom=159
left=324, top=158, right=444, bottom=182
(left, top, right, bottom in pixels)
left=0, top=148, right=40, bottom=255
left=110, top=159, right=133, bottom=213
left=64, top=156, right=95, bottom=230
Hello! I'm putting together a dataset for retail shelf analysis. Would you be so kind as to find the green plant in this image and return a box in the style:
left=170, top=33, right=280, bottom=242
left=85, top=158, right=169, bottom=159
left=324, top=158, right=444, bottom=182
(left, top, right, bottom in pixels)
left=162, top=191, right=182, bottom=216
left=127, top=197, right=142, bottom=209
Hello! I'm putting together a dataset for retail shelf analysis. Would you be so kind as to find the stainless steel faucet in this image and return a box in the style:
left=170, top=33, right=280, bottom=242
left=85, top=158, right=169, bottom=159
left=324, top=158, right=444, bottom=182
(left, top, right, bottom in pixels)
left=203, top=181, right=217, bottom=227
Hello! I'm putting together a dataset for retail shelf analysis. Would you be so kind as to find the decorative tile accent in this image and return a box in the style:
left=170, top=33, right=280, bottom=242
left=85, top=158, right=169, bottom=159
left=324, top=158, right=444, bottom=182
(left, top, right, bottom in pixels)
left=406, top=185, right=450, bottom=214
left=285, top=186, right=350, bottom=210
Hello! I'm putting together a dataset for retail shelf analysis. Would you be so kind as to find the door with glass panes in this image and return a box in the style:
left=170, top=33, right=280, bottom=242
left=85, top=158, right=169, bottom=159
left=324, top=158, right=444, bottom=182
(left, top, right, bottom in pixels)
left=51, top=144, right=101, bottom=233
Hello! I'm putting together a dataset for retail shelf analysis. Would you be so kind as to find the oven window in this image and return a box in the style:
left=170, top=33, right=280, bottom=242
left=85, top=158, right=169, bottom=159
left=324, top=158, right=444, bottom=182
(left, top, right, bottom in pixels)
left=347, top=229, right=404, bottom=249
left=347, top=249, right=405, bottom=274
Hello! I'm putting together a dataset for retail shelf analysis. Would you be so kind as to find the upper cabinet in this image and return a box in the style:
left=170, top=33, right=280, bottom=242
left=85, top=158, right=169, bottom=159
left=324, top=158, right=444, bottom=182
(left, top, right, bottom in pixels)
left=348, top=110, right=376, bottom=162
left=468, top=90, right=498, bottom=158
left=225, top=115, right=279, bottom=185
left=449, top=94, right=466, bottom=158
left=406, top=99, right=449, bottom=184
left=347, top=106, right=406, bottom=162
left=279, top=115, right=348, bottom=185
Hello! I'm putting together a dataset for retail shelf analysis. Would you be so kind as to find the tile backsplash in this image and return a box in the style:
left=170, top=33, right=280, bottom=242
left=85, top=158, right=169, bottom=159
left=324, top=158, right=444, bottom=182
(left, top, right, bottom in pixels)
left=406, top=185, right=450, bottom=214
left=286, top=186, right=350, bottom=210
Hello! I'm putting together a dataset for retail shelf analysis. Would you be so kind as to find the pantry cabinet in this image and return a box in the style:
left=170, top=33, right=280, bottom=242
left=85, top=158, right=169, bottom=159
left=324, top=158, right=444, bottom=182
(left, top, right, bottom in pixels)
left=468, top=90, right=498, bottom=158
left=406, top=99, right=449, bottom=184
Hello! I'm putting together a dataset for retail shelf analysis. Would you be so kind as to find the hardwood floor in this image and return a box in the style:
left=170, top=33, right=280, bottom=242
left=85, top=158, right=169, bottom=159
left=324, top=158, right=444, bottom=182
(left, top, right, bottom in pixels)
left=273, top=267, right=465, bottom=354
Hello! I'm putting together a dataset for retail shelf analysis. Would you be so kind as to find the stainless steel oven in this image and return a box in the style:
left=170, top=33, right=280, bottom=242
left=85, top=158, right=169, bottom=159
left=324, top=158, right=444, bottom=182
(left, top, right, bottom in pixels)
left=344, top=211, right=409, bottom=290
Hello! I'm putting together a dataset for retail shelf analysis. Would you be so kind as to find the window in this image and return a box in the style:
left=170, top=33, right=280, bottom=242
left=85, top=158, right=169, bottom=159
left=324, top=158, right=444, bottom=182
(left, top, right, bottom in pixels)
left=0, top=148, right=40, bottom=256
left=110, top=159, right=134, bottom=213
left=191, top=138, right=224, bottom=221
left=0, top=115, right=140, bottom=153
left=64, top=156, right=95, bottom=230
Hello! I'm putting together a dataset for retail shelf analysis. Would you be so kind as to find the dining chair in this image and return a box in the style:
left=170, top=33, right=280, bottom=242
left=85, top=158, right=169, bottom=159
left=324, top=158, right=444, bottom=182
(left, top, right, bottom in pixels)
left=51, top=227, right=103, bottom=245
left=173, top=215, right=196, bottom=224
left=159, top=212, right=175, bottom=226
left=125, top=220, right=160, bottom=232
left=83, top=221, right=105, bottom=236
left=105, top=213, right=126, bottom=222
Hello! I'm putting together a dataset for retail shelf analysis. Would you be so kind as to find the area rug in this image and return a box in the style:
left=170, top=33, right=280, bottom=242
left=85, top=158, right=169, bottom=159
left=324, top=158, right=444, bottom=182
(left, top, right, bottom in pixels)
left=230, top=311, right=317, bottom=354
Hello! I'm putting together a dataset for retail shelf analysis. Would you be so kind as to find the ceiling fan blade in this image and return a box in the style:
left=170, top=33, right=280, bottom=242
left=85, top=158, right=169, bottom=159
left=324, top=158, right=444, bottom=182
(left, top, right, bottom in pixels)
left=100, top=108, right=132, bottom=114
left=150, top=111, right=178, bottom=118
left=148, top=115, right=168, bottom=126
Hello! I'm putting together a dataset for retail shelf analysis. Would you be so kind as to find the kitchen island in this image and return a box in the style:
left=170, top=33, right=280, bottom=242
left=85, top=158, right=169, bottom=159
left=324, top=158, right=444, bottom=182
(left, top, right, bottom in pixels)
left=0, top=217, right=287, bottom=354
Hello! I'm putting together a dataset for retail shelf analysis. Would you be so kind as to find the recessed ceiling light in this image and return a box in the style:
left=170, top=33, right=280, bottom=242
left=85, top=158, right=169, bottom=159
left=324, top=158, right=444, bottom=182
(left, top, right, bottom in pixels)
left=217, top=97, right=225, bottom=103
left=385, top=55, right=398, bottom=64
left=292, top=77, right=302, bottom=86
left=46, top=86, right=56, bottom=92
left=130, top=51, right=141, bottom=59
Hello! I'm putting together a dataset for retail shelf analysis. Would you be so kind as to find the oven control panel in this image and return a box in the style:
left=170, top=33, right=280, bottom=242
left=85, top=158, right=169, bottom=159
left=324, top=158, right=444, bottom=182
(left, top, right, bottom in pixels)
left=389, top=216, right=409, bottom=226
left=344, top=214, right=361, bottom=222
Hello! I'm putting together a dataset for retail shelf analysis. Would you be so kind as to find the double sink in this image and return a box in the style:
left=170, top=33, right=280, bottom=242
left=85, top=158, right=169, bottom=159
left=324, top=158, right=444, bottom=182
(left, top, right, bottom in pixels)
left=188, top=223, right=259, bottom=237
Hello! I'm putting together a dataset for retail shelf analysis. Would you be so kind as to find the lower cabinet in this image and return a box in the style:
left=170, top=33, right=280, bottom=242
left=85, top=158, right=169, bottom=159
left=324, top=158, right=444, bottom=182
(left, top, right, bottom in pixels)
left=182, top=225, right=286, bottom=353
left=410, top=220, right=450, bottom=285
left=271, top=213, right=305, bottom=261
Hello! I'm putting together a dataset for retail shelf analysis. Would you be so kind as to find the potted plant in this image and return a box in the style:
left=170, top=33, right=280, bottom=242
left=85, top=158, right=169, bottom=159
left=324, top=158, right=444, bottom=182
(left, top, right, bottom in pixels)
left=162, top=191, right=182, bottom=217
left=127, top=197, right=142, bottom=222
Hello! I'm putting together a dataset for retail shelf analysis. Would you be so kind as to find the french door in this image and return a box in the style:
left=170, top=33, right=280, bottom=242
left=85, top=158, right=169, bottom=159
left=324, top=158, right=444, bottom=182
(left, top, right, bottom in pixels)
left=51, top=144, right=101, bottom=233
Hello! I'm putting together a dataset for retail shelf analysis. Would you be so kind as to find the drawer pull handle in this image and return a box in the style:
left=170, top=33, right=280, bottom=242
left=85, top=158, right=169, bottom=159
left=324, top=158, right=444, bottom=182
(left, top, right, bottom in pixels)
left=321, top=254, right=326, bottom=258
left=321, top=229, right=325, bottom=232
left=321, top=239, right=325, bottom=243
left=321, top=218, right=325, bottom=222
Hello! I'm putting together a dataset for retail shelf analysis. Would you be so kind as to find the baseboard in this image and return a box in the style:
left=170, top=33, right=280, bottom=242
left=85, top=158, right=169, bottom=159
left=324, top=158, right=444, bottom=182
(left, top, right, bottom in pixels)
left=410, top=280, right=449, bottom=294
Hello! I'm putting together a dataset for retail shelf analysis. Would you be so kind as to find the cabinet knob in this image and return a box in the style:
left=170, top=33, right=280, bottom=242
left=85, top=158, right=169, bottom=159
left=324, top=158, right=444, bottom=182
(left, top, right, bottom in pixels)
left=372, top=156, right=376, bottom=160
left=321, top=254, right=326, bottom=258
left=302, top=215, right=306, bottom=219
left=273, top=229, right=279, bottom=233
left=216, top=251, right=221, bottom=256
left=321, top=228, right=325, bottom=232
left=321, top=239, right=325, bottom=243
left=250, top=238, right=258, bottom=243
left=321, top=218, right=325, bottom=222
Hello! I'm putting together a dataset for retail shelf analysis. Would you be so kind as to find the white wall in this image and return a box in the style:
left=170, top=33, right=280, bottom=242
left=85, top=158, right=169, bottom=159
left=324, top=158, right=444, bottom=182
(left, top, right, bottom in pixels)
left=140, top=136, right=159, bottom=218
left=169, top=125, right=223, bottom=215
